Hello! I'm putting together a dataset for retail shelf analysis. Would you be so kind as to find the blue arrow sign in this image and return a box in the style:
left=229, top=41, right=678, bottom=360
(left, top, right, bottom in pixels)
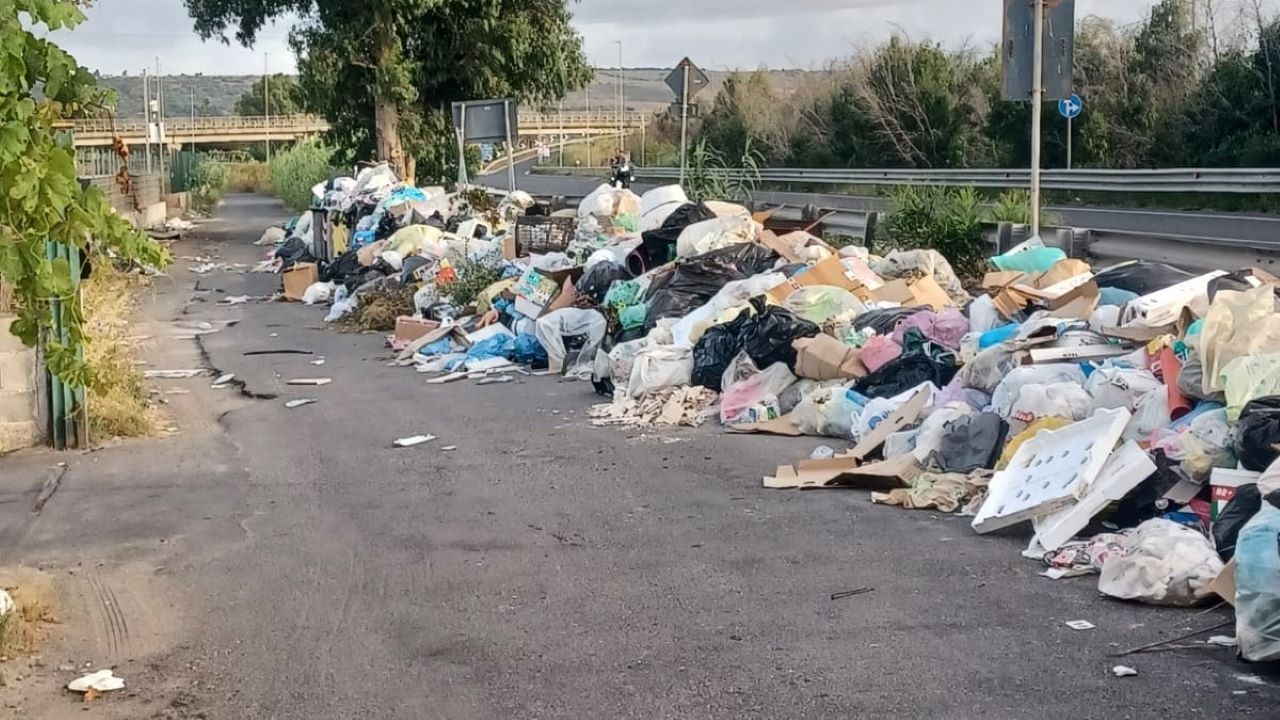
left=1058, top=94, right=1083, bottom=119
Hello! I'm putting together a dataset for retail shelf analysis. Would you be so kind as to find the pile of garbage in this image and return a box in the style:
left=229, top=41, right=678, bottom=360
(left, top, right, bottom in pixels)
left=262, top=164, right=1279, bottom=665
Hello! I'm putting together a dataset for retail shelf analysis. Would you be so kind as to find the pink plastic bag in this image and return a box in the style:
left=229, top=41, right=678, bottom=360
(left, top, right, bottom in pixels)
left=860, top=335, right=903, bottom=373
left=892, top=309, right=970, bottom=351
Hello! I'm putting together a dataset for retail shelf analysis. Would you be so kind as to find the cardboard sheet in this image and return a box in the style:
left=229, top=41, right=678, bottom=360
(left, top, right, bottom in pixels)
left=282, top=263, right=318, bottom=301
left=764, top=453, right=920, bottom=491
left=849, top=386, right=931, bottom=461
left=793, top=335, right=867, bottom=381
left=871, top=276, right=952, bottom=310
left=766, top=256, right=867, bottom=303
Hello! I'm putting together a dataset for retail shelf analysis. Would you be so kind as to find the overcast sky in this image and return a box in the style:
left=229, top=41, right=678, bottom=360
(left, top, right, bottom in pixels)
left=54, top=0, right=1166, bottom=76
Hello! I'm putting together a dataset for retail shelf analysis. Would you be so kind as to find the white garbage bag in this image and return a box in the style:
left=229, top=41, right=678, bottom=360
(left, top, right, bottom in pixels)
left=1006, top=382, right=1094, bottom=435
left=991, top=365, right=1089, bottom=417
left=640, top=185, right=689, bottom=232
left=627, top=345, right=694, bottom=398
left=535, top=308, right=607, bottom=380
left=1086, top=367, right=1164, bottom=412
left=671, top=273, right=786, bottom=348
left=1098, top=518, right=1224, bottom=607
left=721, top=363, right=797, bottom=426
left=301, top=282, right=336, bottom=306
left=607, top=339, right=649, bottom=389
left=675, top=215, right=761, bottom=258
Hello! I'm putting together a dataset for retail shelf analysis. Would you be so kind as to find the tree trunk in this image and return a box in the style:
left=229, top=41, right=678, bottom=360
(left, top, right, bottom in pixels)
left=373, top=6, right=409, bottom=180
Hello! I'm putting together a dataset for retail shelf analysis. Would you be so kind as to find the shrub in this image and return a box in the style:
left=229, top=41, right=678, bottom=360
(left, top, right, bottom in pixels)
left=270, top=140, right=340, bottom=211
left=190, top=161, right=229, bottom=214
left=884, top=185, right=985, bottom=277
left=225, top=162, right=271, bottom=193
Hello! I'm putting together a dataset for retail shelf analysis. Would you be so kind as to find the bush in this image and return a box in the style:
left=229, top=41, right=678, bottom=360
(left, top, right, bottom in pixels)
left=190, top=161, right=229, bottom=214
left=270, top=139, right=340, bottom=211
left=987, top=189, right=1059, bottom=227
left=225, top=162, right=271, bottom=193
left=884, top=185, right=985, bottom=277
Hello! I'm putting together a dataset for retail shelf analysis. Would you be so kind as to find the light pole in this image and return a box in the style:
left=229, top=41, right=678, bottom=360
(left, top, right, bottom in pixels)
left=264, top=52, right=271, bottom=163
left=614, top=40, right=624, bottom=150
left=585, top=81, right=591, bottom=167
left=1030, top=0, right=1044, bottom=237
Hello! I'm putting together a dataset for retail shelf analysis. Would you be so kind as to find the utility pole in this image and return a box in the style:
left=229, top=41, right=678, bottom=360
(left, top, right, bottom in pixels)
left=1030, top=0, right=1045, bottom=237
left=156, top=57, right=166, bottom=188
left=264, top=52, right=271, bottom=163
left=679, top=63, right=690, bottom=183
left=190, top=87, right=196, bottom=155
left=558, top=99, right=564, bottom=166
left=585, top=82, right=592, bottom=167
left=614, top=41, right=624, bottom=150
left=143, top=69, right=152, bottom=174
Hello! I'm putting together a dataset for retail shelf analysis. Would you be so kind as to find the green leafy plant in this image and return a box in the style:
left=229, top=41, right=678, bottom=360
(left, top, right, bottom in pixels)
left=439, top=255, right=504, bottom=307
left=884, top=185, right=985, bottom=277
left=987, top=189, right=1060, bottom=227
left=684, top=138, right=762, bottom=203
left=190, top=161, right=229, bottom=213
left=0, top=0, right=168, bottom=386
left=269, top=139, right=339, bottom=211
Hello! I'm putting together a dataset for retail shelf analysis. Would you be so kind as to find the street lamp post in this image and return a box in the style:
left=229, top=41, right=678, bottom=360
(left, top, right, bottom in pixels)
left=614, top=40, right=624, bottom=150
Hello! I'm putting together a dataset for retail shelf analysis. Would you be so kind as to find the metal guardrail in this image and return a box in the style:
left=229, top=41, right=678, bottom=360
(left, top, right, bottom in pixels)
left=633, top=166, right=1280, bottom=194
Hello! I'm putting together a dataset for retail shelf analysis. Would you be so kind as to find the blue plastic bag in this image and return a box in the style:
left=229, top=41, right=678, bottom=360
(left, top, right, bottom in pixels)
left=513, top=334, right=547, bottom=364
left=990, top=246, right=1066, bottom=274
left=465, top=334, right=515, bottom=363
left=1235, top=500, right=1280, bottom=662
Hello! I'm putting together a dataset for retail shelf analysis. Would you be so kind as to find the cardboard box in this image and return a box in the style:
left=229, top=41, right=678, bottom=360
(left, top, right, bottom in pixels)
left=849, top=386, right=930, bottom=461
left=1210, top=560, right=1237, bottom=606
left=793, top=335, right=867, bottom=381
left=766, top=256, right=872, bottom=303
left=871, top=276, right=952, bottom=311
left=394, top=316, right=440, bottom=344
left=764, top=453, right=920, bottom=491
left=282, top=262, right=319, bottom=301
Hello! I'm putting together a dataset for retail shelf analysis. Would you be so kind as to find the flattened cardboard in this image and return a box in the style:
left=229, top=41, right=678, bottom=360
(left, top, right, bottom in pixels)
left=282, top=263, right=319, bottom=301
left=871, top=276, right=952, bottom=310
left=730, top=414, right=804, bottom=437
left=983, top=271, right=1026, bottom=290
left=394, top=316, right=440, bottom=343
left=766, top=256, right=865, bottom=303
left=1210, top=560, right=1236, bottom=606
left=849, top=386, right=930, bottom=461
left=793, top=335, right=867, bottom=381
left=1044, top=281, right=1099, bottom=320
left=764, top=453, right=920, bottom=491
left=760, top=230, right=802, bottom=263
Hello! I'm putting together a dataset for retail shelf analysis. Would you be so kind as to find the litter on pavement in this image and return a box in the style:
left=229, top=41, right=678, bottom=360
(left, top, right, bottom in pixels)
left=257, top=162, right=1280, bottom=669
left=394, top=434, right=437, bottom=447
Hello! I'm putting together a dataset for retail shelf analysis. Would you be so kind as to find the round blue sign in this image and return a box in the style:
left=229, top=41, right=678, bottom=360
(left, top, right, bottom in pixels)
left=1058, top=94, right=1083, bottom=119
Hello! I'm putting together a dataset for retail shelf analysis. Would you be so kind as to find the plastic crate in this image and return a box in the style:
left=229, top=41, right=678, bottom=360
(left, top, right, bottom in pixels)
left=514, top=216, right=576, bottom=257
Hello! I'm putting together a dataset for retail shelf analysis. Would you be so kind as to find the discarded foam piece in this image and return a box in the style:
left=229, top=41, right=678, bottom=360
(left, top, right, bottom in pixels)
left=0, top=588, right=13, bottom=618
left=394, top=434, right=437, bottom=447
left=971, top=408, right=1131, bottom=535
left=1112, top=666, right=1139, bottom=678
left=1031, top=440, right=1157, bottom=551
left=287, top=378, right=332, bottom=386
left=211, top=373, right=235, bottom=388
left=285, top=398, right=317, bottom=409
left=68, top=669, right=125, bottom=693
left=1122, top=270, right=1227, bottom=327
left=144, top=369, right=208, bottom=379
left=1065, top=620, right=1096, bottom=631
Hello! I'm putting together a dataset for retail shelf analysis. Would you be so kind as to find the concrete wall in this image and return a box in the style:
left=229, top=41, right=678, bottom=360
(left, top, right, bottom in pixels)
left=0, top=314, right=40, bottom=453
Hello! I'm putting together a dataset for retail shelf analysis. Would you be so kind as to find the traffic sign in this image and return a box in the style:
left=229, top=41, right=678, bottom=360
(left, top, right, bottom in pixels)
left=1058, top=94, right=1082, bottom=119
left=665, top=57, right=709, bottom=101
left=1002, top=0, right=1076, bottom=101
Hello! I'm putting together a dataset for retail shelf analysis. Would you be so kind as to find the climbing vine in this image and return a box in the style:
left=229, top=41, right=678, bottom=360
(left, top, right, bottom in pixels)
left=0, top=0, right=168, bottom=386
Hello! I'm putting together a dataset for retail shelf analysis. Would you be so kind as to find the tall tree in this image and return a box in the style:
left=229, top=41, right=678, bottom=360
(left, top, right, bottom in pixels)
left=184, top=0, right=591, bottom=181
left=234, top=73, right=299, bottom=116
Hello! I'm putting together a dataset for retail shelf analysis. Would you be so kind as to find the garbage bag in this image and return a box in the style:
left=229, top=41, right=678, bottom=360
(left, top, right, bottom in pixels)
left=1235, top=397, right=1280, bottom=471
left=643, top=243, right=779, bottom=329
left=1006, top=382, right=1093, bottom=435
left=1199, top=285, right=1280, bottom=396
left=1177, top=351, right=1226, bottom=403
left=607, top=339, right=647, bottom=388
left=779, top=379, right=840, bottom=415
left=1124, top=387, right=1171, bottom=443
left=956, top=343, right=1022, bottom=393
left=513, top=334, right=547, bottom=364
left=1086, top=368, right=1163, bottom=412
left=638, top=202, right=716, bottom=268
left=968, top=296, right=1001, bottom=335
left=1098, top=518, right=1224, bottom=607
left=891, top=309, right=971, bottom=352
left=870, top=249, right=970, bottom=306
left=852, top=383, right=935, bottom=442
left=628, top=345, right=694, bottom=399
left=671, top=273, right=786, bottom=348
left=1093, top=260, right=1195, bottom=296
left=675, top=214, right=761, bottom=259
left=1214, top=483, right=1262, bottom=563
left=301, top=282, right=335, bottom=306
left=852, top=307, right=927, bottom=336
left=911, top=403, right=976, bottom=466
left=933, top=413, right=1008, bottom=473
left=691, top=312, right=752, bottom=391
left=737, top=298, right=820, bottom=371
left=790, top=386, right=862, bottom=439
left=782, top=286, right=866, bottom=325
left=1223, top=354, right=1280, bottom=422
left=1235, top=497, right=1280, bottom=662
left=859, top=335, right=903, bottom=373
left=275, top=236, right=316, bottom=269
left=535, top=308, right=607, bottom=380
left=721, top=363, right=797, bottom=426
left=463, top=334, right=515, bottom=368
left=721, top=351, right=760, bottom=394
left=856, top=353, right=957, bottom=399
left=577, top=261, right=629, bottom=304
left=991, top=365, right=1089, bottom=417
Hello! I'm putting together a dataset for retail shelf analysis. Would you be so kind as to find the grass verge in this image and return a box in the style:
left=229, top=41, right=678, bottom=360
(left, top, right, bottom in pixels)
left=82, top=260, right=156, bottom=440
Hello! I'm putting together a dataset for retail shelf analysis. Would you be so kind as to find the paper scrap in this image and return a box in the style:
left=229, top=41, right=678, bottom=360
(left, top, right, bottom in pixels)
left=285, top=399, right=317, bottom=409
left=394, top=434, right=437, bottom=448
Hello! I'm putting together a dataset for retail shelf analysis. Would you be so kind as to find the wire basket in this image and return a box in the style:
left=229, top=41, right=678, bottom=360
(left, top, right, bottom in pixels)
left=513, top=216, right=577, bottom=257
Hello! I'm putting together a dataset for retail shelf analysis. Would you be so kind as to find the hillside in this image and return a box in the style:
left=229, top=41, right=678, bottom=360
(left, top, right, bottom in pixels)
left=94, top=68, right=819, bottom=118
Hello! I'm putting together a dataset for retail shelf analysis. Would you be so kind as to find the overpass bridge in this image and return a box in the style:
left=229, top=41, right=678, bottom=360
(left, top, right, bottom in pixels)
left=70, top=111, right=651, bottom=149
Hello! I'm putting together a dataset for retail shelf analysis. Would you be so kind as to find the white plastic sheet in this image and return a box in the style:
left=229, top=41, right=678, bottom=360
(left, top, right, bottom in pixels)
left=675, top=215, right=761, bottom=259
left=534, top=308, right=607, bottom=380
left=783, top=286, right=867, bottom=325
left=1236, top=502, right=1280, bottom=662
left=627, top=345, right=694, bottom=398
left=991, top=365, right=1088, bottom=417
left=1098, top=518, right=1224, bottom=607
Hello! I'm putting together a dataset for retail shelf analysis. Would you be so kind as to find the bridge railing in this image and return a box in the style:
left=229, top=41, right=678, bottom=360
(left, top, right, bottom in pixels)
left=71, top=114, right=330, bottom=135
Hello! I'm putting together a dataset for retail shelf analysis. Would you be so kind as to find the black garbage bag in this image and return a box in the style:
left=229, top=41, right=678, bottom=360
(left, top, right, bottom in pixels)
left=638, top=202, right=716, bottom=268
left=1236, top=397, right=1280, bottom=471
left=852, top=306, right=928, bottom=336
left=399, top=254, right=432, bottom=285
left=577, top=261, right=629, bottom=303
left=1092, top=261, right=1195, bottom=296
left=855, top=328, right=959, bottom=398
left=275, top=236, right=316, bottom=270
left=935, top=413, right=1008, bottom=473
left=738, top=298, right=820, bottom=370
left=322, top=249, right=363, bottom=283
left=1214, top=483, right=1263, bottom=562
left=643, top=243, right=779, bottom=329
left=1208, top=270, right=1280, bottom=308
left=1110, top=449, right=1187, bottom=528
left=691, top=312, right=753, bottom=391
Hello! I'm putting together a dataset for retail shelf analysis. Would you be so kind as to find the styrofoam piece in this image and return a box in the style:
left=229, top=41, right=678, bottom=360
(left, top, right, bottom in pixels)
left=972, top=408, right=1131, bottom=535
left=1031, top=439, right=1157, bottom=551
left=1123, top=271, right=1227, bottom=327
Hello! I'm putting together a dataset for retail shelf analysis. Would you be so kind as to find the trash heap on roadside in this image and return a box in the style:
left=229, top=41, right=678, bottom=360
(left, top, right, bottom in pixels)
left=262, top=162, right=1279, bottom=664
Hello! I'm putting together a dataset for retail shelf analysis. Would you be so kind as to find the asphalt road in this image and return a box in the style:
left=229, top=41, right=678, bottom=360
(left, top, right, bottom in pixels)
left=2, top=194, right=1277, bottom=718
left=487, top=160, right=1280, bottom=245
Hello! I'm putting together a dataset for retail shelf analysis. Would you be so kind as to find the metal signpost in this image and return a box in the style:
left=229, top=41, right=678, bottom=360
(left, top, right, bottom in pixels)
left=451, top=98, right=520, bottom=190
left=1003, top=0, right=1075, bottom=236
left=1058, top=93, right=1082, bottom=169
left=666, top=57, right=709, bottom=183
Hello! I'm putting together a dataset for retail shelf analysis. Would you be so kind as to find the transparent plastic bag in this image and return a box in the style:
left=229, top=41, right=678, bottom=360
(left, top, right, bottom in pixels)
left=1199, top=285, right=1280, bottom=396
left=1124, top=387, right=1171, bottom=443
left=791, top=386, right=861, bottom=439
left=1234, top=501, right=1280, bottom=662
left=534, top=308, right=608, bottom=380
left=991, top=365, right=1088, bottom=417
left=783, top=286, right=867, bottom=326
left=721, top=352, right=761, bottom=394
left=1098, top=518, right=1224, bottom=607
left=627, top=345, right=694, bottom=398
left=720, top=363, right=797, bottom=425
left=1222, top=353, right=1280, bottom=422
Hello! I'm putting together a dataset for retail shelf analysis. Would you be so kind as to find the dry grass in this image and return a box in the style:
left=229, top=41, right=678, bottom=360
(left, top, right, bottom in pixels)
left=82, top=261, right=156, bottom=440
left=225, top=162, right=271, bottom=194
left=339, top=286, right=416, bottom=332
left=0, top=571, right=59, bottom=657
